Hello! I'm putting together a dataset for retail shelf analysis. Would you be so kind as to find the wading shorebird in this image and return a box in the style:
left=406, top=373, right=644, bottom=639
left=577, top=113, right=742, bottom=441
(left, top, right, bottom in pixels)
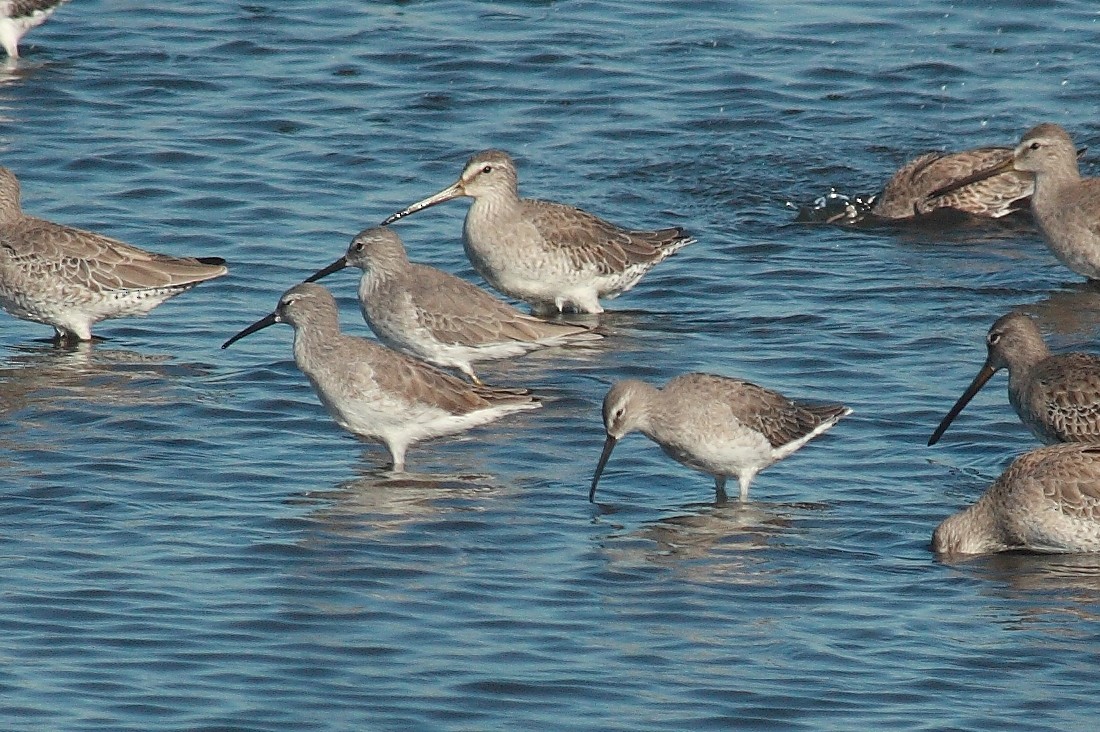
left=933, top=443, right=1100, bottom=555
left=305, top=227, right=601, bottom=384
left=0, top=0, right=69, bottom=59
left=381, top=149, right=694, bottom=314
left=589, top=373, right=851, bottom=503
left=0, top=166, right=227, bottom=342
left=871, top=146, right=1035, bottom=220
left=928, top=311, right=1100, bottom=446
left=930, top=123, right=1100, bottom=280
left=222, top=283, right=540, bottom=472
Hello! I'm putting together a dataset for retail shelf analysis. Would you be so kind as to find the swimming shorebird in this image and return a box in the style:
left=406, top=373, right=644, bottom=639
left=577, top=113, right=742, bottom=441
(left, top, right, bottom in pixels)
left=928, top=311, right=1100, bottom=446
left=933, top=443, right=1100, bottom=555
left=930, top=123, right=1100, bottom=279
left=589, top=373, right=851, bottom=503
left=0, top=0, right=68, bottom=59
left=870, top=146, right=1034, bottom=220
left=381, top=150, right=694, bottom=314
left=221, top=283, right=540, bottom=471
left=304, top=227, right=601, bottom=384
left=0, top=166, right=227, bottom=342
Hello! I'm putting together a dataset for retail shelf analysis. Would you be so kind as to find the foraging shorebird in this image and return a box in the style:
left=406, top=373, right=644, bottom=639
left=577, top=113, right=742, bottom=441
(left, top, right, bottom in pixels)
left=304, top=227, right=601, bottom=384
left=933, top=443, right=1100, bottom=555
left=381, top=150, right=694, bottom=314
left=928, top=311, right=1100, bottom=446
left=222, top=283, right=540, bottom=471
left=0, top=166, right=227, bottom=342
left=871, top=146, right=1034, bottom=220
left=589, top=373, right=850, bottom=503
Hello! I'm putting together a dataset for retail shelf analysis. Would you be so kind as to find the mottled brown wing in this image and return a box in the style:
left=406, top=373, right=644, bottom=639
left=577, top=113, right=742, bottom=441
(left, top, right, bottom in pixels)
left=522, top=199, right=689, bottom=274
left=1035, top=354, right=1100, bottom=442
left=1031, top=445, right=1100, bottom=520
left=4, top=218, right=225, bottom=291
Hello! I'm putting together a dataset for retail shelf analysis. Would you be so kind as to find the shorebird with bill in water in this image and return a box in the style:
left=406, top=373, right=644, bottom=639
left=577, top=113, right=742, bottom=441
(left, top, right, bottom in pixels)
left=381, top=149, right=694, bottom=314
left=0, top=166, right=227, bottom=343
left=304, top=227, right=601, bottom=384
left=871, top=146, right=1036, bottom=220
left=222, top=283, right=540, bottom=472
left=589, top=373, right=850, bottom=503
left=933, top=443, right=1100, bottom=555
left=928, top=311, right=1100, bottom=447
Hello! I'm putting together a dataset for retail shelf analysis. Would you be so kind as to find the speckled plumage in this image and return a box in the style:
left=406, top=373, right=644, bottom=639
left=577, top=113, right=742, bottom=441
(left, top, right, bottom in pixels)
left=933, top=443, right=1100, bottom=555
left=305, top=227, right=601, bottom=383
left=381, top=150, right=694, bottom=314
left=589, top=373, right=851, bottom=503
left=221, top=283, right=540, bottom=472
left=0, top=0, right=68, bottom=58
left=871, top=146, right=1033, bottom=219
left=0, top=166, right=227, bottom=341
left=928, top=311, right=1100, bottom=446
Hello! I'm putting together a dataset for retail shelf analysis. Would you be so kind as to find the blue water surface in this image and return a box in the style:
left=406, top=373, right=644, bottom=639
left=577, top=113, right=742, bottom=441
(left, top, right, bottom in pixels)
left=1, top=1, right=1100, bottom=730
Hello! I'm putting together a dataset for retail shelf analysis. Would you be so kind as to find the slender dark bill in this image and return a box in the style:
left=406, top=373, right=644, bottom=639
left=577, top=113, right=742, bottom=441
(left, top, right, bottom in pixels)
left=304, top=257, right=348, bottom=283
left=927, top=361, right=998, bottom=446
left=926, top=159, right=1015, bottom=200
left=589, top=435, right=618, bottom=502
left=380, top=182, right=464, bottom=226
left=221, top=312, right=279, bottom=349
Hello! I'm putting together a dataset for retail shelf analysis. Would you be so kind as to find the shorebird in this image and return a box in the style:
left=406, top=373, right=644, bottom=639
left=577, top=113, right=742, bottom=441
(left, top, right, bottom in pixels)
left=933, top=443, right=1100, bottom=555
left=0, top=0, right=68, bottom=59
left=871, top=146, right=1034, bottom=220
left=0, top=166, right=227, bottom=342
left=381, top=149, right=694, bottom=314
left=221, top=283, right=540, bottom=471
left=304, top=227, right=601, bottom=384
left=930, top=123, right=1100, bottom=279
left=589, top=373, right=851, bottom=503
left=928, top=311, right=1100, bottom=446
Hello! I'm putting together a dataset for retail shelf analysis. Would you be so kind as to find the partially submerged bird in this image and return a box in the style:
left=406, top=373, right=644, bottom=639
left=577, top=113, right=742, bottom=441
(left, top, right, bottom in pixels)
left=305, top=227, right=601, bottom=384
left=381, top=149, right=694, bottom=314
left=222, top=283, right=540, bottom=472
left=589, top=373, right=850, bottom=503
left=0, top=0, right=69, bottom=59
left=930, top=123, right=1100, bottom=279
left=0, top=166, right=227, bottom=342
left=928, top=311, right=1100, bottom=446
left=871, top=146, right=1034, bottom=220
left=933, top=443, right=1100, bottom=555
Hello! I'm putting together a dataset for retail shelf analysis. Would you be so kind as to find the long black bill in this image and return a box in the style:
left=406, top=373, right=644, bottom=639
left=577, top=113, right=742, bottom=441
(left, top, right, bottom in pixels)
left=221, top=312, right=279, bottom=349
left=304, top=256, right=348, bottom=283
left=589, top=435, right=618, bottom=502
left=927, top=361, right=998, bottom=446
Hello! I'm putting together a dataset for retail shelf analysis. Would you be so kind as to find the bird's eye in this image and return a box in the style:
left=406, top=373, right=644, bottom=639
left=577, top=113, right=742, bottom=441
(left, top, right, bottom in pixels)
left=354, top=242, right=365, bottom=252
left=1029, top=141, right=1041, bottom=151
left=481, top=165, right=493, bottom=174
left=988, top=332, right=1001, bottom=345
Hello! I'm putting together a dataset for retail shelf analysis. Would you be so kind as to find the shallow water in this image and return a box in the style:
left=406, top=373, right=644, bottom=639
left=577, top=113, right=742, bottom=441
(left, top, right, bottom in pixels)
left=2, top=1, right=1100, bottom=729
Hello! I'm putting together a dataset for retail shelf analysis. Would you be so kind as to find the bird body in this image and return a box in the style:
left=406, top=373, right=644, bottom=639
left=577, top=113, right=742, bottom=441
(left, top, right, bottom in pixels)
left=872, top=146, right=1033, bottom=220
left=305, top=227, right=600, bottom=383
left=590, top=373, right=850, bottom=503
left=0, top=0, right=68, bottom=58
left=222, top=283, right=539, bottom=471
left=382, top=150, right=693, bottom=314
left=933, top=444, right=1100, bottom=555
left=0, top=167, right=227, bottom=341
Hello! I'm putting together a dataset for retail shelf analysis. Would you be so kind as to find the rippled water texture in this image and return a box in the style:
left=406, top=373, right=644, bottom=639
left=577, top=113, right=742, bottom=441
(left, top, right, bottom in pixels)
left=2, top=1, right=1100, bottom=730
